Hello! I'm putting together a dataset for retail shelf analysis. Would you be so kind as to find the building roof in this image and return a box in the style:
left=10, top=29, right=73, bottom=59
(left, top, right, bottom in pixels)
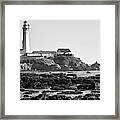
left=57, top=48, right=71, bottom=53
left=32, top=50, right=56, bottom=54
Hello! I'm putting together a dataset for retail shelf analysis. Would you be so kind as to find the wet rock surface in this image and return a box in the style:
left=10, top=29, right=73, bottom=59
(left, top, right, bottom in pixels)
left=20, top=71, right=100, bottom=100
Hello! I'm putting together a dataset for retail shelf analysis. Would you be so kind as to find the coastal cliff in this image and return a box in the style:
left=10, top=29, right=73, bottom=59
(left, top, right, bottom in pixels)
left=20, top=55, right=100, bottom=71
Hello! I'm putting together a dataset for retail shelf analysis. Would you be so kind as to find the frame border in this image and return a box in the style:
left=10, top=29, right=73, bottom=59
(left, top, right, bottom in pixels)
left=0, top=0, right=119, bottom=119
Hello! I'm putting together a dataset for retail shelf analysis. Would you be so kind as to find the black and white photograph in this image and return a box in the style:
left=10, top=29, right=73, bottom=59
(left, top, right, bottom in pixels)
left=20, top=20, right=100, bottom=100
left=3, top=2, right=117, bottom=117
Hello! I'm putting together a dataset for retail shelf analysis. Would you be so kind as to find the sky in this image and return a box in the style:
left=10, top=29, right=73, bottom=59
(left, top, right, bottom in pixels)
left=20, top=20, right=100, bottom=64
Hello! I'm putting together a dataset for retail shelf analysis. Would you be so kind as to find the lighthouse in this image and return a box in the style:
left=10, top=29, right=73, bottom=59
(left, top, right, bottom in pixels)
left=20, top=21, right=30, bottom=54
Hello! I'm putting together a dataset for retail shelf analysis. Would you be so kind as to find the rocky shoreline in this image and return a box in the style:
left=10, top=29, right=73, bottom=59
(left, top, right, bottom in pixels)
left=20, top=71, right=100, bottom=100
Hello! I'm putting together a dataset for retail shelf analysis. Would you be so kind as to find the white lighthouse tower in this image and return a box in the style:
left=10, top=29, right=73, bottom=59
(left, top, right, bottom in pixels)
left=20, top=21, right=30, bottom=55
